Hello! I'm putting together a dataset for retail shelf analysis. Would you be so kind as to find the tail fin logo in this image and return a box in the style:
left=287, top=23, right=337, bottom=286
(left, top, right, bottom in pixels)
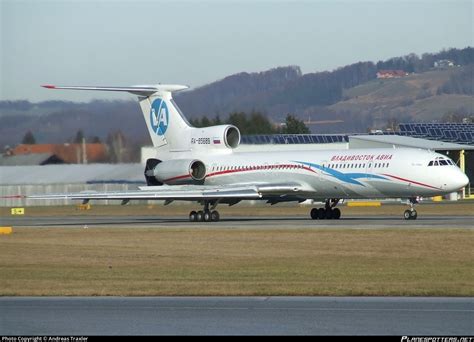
left=150, top=99, right=169, bottom=136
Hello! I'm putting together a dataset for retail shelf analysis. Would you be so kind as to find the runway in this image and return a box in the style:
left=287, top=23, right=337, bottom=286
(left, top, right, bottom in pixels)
left=3, top=214, right=474, bottom=229
left=1, top=297, right=472, bottom=335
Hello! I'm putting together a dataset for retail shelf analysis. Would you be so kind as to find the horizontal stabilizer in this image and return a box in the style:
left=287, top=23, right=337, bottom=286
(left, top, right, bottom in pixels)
left=41, top=84, right=189, bottom=96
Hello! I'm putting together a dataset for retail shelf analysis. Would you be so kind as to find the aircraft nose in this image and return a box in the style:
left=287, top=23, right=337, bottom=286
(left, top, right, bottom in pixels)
left=450, top=170, right=469, bottom=190
left=443, top=169, right=469, bottom=192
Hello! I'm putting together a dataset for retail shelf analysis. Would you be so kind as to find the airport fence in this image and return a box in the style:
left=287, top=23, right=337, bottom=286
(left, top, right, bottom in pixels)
left=0, top=184, right=148, bottom=207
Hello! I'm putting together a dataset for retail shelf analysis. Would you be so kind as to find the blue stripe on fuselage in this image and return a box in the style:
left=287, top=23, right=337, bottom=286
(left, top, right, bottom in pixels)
left=293, top=160, right=387, bottom=186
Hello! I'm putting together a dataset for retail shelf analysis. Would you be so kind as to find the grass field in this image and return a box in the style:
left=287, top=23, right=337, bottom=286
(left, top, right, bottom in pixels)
left=1, top=227, right=472, bottom=296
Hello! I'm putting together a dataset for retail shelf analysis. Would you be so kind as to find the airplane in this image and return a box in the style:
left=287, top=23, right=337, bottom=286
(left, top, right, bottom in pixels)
left=29, top=84, right=469, bottom=221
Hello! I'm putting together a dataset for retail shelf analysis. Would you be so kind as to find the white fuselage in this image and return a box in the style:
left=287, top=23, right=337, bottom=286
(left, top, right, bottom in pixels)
left=40, top=83, right=469, bottom=204
left=166, top=147, right=468, bottom=200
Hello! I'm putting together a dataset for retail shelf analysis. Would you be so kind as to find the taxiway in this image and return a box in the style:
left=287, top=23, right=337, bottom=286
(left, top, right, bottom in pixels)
left=1, top=296, right=472, bottom=335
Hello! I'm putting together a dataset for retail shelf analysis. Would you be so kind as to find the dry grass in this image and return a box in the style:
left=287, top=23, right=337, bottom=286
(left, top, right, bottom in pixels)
left=0, top=227, right=472, bottom=296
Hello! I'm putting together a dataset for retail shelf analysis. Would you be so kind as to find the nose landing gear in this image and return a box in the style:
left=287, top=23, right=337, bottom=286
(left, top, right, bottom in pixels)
left=404, top=197, right=418, bottom=220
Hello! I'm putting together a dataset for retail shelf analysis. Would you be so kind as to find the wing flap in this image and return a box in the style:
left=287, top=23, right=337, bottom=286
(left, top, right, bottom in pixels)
left=27, top=187, right=261, bottom=201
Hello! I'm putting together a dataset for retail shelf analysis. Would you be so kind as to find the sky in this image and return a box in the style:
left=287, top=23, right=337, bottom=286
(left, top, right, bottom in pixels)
left=1, top=0, right=473, bottom=102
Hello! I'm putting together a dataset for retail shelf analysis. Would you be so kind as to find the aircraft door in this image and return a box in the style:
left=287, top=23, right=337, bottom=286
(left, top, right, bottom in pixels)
left=320, top=160, right=329, bottom=181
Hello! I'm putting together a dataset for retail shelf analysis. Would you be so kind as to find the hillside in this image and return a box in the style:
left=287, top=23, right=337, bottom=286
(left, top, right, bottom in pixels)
left=327, top=66, right=473, bottom=130
left=0, top=47, right=472, bottom=146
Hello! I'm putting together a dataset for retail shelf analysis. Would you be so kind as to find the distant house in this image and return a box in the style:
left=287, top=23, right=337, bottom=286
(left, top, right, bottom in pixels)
left=11, top=143, right=107, bottom=164
left=376, top=70, right=409, bottom=79
left=434, top=59, right=454, bottom=68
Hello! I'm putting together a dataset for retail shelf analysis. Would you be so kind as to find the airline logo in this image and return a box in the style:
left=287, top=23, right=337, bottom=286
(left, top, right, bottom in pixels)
left=150, top=99, right=169, bottom=136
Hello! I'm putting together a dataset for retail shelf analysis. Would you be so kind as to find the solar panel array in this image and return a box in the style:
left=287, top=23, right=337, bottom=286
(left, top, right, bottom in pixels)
left=240, top=134, right=349, bottom=145
left=240, top=123, right=474, bottom=146
left=398, top=123, right=474, bottom=145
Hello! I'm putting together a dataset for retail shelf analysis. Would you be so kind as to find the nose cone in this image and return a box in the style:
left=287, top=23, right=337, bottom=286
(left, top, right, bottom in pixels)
left=449, top=170, right=469, bottom=191
left=458, top=172, right=470, bottom=189
left=442, top=169, right=469, bottom=192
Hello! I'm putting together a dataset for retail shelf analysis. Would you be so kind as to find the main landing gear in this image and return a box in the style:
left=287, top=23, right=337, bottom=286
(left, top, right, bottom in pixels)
left=310, top=199, right=341, bottom=220
left=189, top=200, right=220, bottom=222
left=403, top=197, right=418, bottom=220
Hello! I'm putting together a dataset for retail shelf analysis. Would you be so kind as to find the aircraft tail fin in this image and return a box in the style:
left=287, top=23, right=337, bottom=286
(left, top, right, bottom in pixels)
left=41, top=84, right=192, bottom=151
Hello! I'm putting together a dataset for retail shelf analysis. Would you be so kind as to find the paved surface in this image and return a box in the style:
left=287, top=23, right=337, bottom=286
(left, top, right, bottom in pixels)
left=3, top=214, right=474, bottom=229
left=1, top=297, right=472, bottom=335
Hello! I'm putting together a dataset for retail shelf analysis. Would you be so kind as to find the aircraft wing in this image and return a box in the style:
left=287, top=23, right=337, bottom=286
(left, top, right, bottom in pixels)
left=26, top=182, right=309, bottom=202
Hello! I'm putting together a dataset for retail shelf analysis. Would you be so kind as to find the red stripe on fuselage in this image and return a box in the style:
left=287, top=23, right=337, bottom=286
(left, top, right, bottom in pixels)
left=206, top=164, right=316, bottom=178
left=162, top=164, right=316, bottom=183
left=382, top=173, right=441, bottom=190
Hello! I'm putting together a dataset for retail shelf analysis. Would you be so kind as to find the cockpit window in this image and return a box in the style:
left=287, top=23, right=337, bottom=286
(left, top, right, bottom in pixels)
left=428, top=157, right=455, bottom=166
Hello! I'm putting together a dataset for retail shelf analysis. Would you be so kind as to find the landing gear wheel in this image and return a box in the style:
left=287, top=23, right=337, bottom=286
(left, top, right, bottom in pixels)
left=211, top=210, right=220, bottom=222
left=203, top=210, right=211, bottom=222
left=325, top=209, right=333, bottom=219
left=197, top=210, right=204, bottom=222
left=332, top=208, right=341, bottom=219
left=317, top=208, right=326, bottom=219
left=404, top=209, right=417, bottom=220
left=189, top=211, right=197, bottom=222
left=310, top=208, right=318, bottom=220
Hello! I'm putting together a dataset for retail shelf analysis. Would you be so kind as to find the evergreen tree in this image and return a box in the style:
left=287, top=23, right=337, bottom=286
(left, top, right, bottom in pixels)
left=280, top=114, right=310, bottom=134
left=213, top=115, right=222, bottom=125
left=200, top=117, right=211, bottom=127
left=74, top=129, right=85, bottom=143
left=22, top=130, right=36, bottom=144
left=91, top=136, right=102, bottom=143
left=227, top=111, right=277, bottom=134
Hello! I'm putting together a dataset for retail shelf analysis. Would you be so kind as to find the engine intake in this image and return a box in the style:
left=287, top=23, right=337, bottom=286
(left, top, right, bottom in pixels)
left=224, top=125, right=240, bottom=148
